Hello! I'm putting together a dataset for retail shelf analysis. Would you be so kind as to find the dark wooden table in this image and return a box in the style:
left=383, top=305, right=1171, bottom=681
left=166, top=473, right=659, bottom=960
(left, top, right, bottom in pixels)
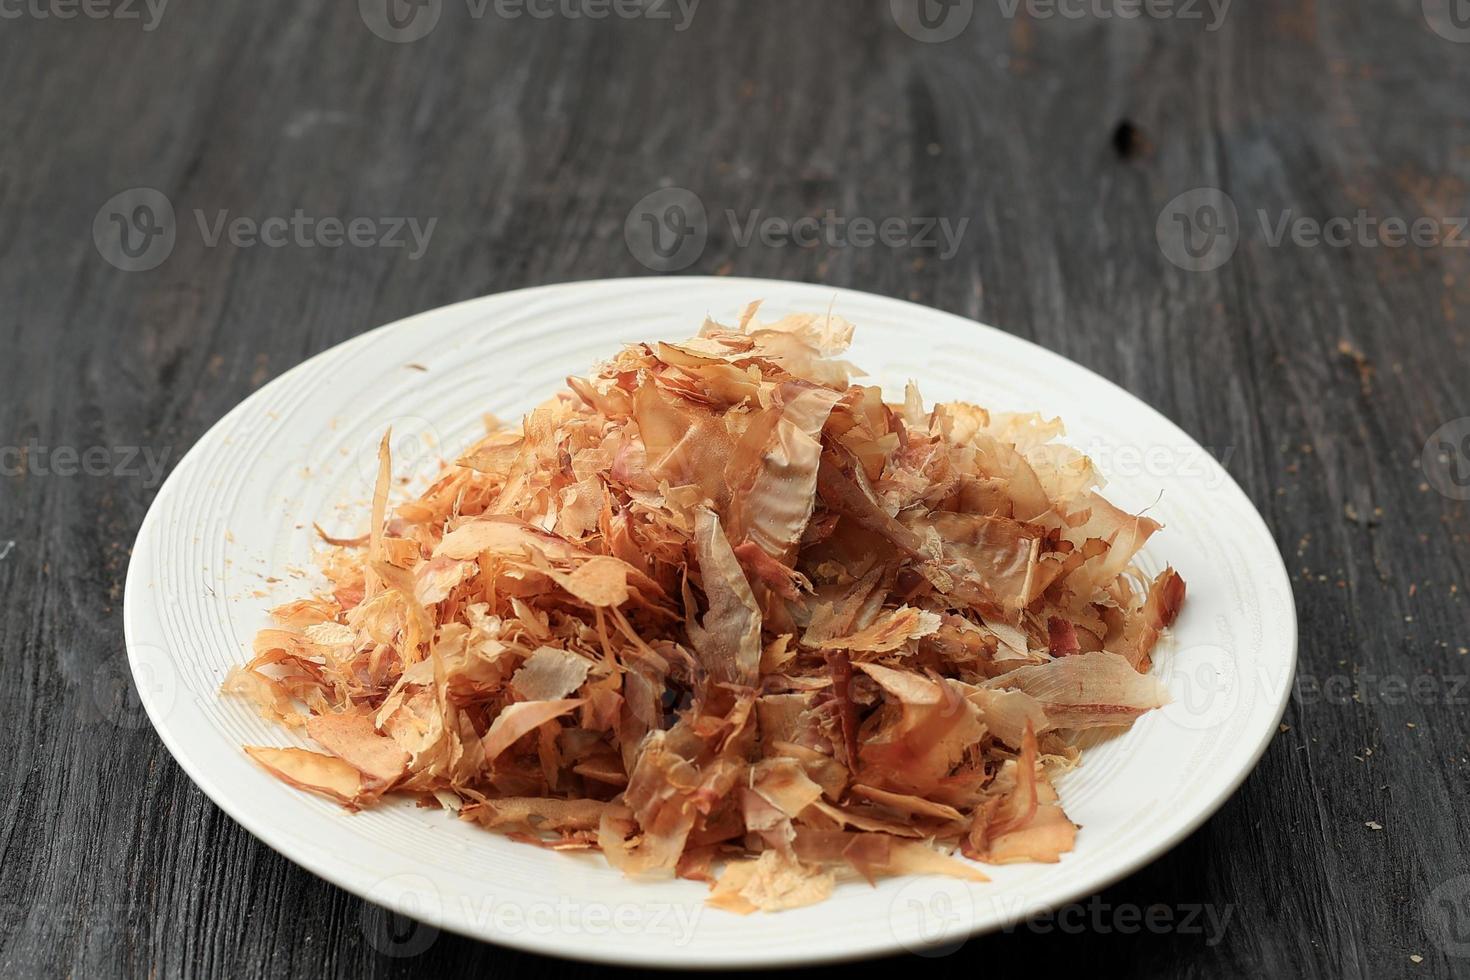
left=4, top=0, right=1469, bottom=976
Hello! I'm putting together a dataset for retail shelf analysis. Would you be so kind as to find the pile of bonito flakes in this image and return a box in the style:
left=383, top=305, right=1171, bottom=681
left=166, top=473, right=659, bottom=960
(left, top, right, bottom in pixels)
left=225, top=305, right=1185, bottom=913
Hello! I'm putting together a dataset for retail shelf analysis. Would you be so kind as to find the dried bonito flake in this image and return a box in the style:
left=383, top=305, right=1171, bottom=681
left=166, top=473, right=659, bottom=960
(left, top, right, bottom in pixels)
left=226, top=306, right=1188, bottom=909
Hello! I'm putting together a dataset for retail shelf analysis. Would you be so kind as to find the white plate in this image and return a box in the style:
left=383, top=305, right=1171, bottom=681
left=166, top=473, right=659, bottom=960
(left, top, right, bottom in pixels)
left=124, top=278, right=1297, bottom=968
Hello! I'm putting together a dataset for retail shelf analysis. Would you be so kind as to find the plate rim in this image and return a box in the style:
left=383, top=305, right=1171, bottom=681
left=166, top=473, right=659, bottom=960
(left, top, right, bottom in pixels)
left=124, top=276, right=1299, bottom=969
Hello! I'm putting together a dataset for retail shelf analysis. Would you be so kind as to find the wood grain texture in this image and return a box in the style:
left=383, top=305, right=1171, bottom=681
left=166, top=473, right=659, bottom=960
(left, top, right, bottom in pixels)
left=2, top=0, right=1468, bottom=976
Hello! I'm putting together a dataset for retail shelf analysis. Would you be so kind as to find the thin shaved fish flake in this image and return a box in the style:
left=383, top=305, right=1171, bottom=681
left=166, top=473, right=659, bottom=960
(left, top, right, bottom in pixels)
left=224, top=308, right=1189, bottom=910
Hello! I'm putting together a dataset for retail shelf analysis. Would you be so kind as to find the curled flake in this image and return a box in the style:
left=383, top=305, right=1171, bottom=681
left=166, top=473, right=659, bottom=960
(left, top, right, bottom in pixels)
left=461, top=797, right=608, bottom=833
left=482, top=699, right=584, bottom=761
left=816, top=605, right=941, bottom=653
left=725, top=386, right=842, bottom=558
left=854, top=664, right=986, bottom=794
left=305, top=710, right=408, bottom=789
left=986, top=651, right=1168, bottom=729
left=223, top=666, right=305, bottom=728
left=966, top=723, right=1078, bottom=864
left=687, top=507, right=762, bottom=688
left=244, top=746, right=365, bottom=806
left=1125, top=566, right=1186, bottom=671
left=511, top=647, right=593, bottom=701
left=708, top=850, right=835, bottom=914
